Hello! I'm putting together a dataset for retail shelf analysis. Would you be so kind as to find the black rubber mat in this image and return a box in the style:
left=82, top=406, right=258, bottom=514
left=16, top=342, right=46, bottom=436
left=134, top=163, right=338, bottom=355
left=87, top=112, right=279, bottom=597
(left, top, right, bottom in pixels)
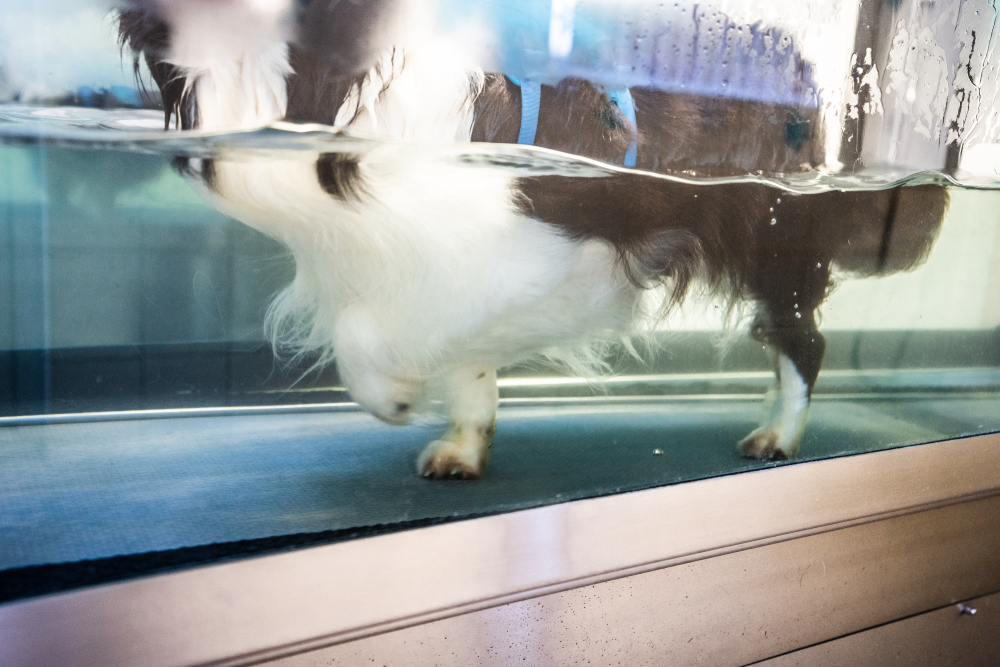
left=1, top=394, right=997, bottom=602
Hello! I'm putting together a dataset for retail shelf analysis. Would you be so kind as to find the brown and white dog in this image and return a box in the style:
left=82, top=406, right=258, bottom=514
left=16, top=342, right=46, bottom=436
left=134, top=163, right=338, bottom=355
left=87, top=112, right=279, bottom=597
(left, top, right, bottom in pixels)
left=118, top=0, right=948, bottom=479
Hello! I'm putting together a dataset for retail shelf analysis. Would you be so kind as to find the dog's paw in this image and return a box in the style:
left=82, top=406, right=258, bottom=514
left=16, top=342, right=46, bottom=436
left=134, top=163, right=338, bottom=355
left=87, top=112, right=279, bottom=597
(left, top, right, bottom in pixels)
left=738, top=427, right=791, bottom=461
left=416, top=439, right=487, bottom=480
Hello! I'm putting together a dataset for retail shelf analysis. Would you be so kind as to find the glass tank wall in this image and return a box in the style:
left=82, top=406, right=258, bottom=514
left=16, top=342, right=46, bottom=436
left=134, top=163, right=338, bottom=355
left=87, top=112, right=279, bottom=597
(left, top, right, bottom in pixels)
left=1, top=0, right=998, bottom=601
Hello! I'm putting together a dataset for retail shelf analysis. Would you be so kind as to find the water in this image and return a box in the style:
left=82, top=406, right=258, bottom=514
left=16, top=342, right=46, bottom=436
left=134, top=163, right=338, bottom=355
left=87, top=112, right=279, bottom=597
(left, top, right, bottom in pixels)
left=1, top=106, right=999, bottom=593
left=2, top=104, right=996, bottom=340
left=5, top=104, right=993, bottom=189
left=1, top=106, right=998, bottom=416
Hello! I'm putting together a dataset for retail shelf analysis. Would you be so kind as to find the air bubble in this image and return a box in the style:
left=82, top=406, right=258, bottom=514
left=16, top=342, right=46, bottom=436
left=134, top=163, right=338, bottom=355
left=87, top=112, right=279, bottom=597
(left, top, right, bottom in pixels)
left=795, top=312, right=802, bottom=319
left=770, top=218, right=776, bottom=225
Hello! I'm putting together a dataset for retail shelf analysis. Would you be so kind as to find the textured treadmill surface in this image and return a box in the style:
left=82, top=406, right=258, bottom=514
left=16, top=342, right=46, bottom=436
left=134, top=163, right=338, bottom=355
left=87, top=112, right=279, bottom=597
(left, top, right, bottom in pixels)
left=1, top=395, right=997, bottom=601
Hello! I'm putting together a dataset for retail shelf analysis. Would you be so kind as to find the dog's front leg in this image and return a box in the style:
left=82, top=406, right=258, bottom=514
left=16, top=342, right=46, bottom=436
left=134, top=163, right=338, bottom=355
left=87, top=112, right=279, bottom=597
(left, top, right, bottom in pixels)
left=417, top=365, right=498, bottom=480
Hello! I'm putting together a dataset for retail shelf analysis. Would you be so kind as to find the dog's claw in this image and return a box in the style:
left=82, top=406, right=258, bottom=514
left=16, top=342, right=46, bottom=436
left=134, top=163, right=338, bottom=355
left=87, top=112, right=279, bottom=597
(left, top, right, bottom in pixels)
left=738, top=427, right=795, bottom=461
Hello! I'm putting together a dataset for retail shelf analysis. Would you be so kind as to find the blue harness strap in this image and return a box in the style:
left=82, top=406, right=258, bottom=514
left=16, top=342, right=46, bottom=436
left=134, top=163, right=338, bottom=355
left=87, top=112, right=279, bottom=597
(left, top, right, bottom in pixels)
left=508, top=76, right=542, bottom=146
left=508, top=77, right=638, bottom=168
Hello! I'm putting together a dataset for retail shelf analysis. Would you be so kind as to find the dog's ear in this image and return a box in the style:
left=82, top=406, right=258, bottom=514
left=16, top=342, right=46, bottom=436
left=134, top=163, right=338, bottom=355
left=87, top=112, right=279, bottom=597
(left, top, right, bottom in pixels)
left=294, top=0, right=403, bottom=75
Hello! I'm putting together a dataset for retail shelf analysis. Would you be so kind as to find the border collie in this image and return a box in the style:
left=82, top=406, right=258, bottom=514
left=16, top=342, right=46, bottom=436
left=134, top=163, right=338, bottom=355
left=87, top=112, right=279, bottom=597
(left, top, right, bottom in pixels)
left=118, top=0, right=948, bottom=479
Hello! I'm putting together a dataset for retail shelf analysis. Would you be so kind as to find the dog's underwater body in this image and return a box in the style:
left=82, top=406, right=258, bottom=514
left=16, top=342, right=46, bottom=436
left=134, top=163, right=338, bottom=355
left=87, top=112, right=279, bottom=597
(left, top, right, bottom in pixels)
left=119, top=0, right=948, bottom=479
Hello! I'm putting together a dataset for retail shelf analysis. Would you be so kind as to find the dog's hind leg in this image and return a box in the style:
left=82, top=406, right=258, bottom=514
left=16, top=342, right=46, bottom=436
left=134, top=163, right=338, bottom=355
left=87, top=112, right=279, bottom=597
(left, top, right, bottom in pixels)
left=738, top=338, right=822, bottom=460
left=739, top=291, right=827, bottom=461
left=417, top=365, right=498, bottom=480
left=737, top=202, right=833, bottom=461
left=739, top=311, right=826, bottom=460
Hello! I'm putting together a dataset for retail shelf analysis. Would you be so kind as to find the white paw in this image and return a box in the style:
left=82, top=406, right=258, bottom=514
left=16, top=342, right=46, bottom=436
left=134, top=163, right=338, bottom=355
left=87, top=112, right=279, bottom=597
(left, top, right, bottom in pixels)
left=416, top=429, right=492, bottom=480
left=738, top=427, right=797, bottom=461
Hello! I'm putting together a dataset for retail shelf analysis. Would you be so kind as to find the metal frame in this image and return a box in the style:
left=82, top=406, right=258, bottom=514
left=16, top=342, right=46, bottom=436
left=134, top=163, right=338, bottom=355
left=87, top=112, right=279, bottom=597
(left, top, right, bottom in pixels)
left=754, top=590, right=1000, bottom=666
left=272, top=489, right=1000, bottom=666
left=2, top=432, right=999, bottom=667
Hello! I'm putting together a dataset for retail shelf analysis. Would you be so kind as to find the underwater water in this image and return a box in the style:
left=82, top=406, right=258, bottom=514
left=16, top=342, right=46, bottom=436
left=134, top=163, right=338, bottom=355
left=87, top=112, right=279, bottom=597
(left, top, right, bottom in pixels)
left=1, top=105, right=999, bottom=600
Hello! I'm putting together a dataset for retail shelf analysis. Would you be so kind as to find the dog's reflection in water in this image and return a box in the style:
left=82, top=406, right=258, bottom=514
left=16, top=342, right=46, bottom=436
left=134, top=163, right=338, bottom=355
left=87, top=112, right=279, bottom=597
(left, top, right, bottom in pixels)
left=118, top=1, right=947, bottom=479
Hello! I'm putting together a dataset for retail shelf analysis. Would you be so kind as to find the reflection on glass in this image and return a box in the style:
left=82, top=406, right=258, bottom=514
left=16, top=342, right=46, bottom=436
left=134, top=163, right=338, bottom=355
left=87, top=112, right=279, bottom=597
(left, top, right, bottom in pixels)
left=1, top=0, right=998, bottom=600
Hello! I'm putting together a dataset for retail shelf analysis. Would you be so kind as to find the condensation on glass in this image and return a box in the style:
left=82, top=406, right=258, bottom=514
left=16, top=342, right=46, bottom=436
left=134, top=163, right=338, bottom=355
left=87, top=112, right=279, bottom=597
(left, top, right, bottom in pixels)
left=0, top=0, right=998, bottom=600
